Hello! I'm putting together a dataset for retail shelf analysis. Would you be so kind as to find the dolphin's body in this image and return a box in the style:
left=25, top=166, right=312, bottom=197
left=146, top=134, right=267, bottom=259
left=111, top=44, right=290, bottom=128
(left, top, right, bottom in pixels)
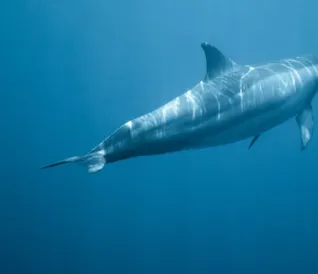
left=42, top=43, right=318, bottom=173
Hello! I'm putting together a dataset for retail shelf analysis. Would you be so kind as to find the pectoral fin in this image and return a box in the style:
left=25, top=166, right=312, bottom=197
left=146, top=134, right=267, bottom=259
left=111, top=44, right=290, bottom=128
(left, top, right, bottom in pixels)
left=296, top=105, right=314, bottom=150
left=248, top=134, right=260, bottom=150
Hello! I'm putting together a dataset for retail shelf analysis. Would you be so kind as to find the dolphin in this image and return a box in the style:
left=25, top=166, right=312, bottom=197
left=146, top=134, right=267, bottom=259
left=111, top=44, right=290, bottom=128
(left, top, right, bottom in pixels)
left=41, top=42, right=318, bottom=173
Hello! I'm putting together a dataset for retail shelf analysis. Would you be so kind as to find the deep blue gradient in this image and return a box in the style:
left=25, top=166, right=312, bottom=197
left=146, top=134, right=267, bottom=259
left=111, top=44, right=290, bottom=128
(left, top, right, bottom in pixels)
left=2, top=1, right=318, bottom=273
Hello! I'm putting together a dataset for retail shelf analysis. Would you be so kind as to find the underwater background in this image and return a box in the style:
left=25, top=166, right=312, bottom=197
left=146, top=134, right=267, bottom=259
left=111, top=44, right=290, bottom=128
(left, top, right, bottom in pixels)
left=2, top=0, right=318, bottom=273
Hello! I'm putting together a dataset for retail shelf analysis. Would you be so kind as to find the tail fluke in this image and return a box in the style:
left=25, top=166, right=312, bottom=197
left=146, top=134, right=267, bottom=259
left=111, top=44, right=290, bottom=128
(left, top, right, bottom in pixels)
left=40, top=151, right=106, bottom=173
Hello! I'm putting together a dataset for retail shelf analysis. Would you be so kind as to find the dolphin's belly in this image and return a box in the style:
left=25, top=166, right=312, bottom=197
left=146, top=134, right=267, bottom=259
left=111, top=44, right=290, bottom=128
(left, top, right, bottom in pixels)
left=190, top=94, right=305, bottom=148
left=196, top=102, right=295, bottom=147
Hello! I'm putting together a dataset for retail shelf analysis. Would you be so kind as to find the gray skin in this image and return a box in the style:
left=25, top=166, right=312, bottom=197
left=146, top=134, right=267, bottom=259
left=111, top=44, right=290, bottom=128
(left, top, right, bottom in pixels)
left=41, top=43, right=318, bottom=173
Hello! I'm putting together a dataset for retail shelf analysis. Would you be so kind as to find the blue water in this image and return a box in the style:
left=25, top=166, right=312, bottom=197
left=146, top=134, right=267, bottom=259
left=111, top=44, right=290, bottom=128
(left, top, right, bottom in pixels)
left=2, top=0, right=318, bottom=273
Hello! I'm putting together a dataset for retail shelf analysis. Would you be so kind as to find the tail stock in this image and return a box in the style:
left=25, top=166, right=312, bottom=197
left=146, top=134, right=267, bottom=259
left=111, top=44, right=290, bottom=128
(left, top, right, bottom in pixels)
left=40, top=150, right=106, bottom=173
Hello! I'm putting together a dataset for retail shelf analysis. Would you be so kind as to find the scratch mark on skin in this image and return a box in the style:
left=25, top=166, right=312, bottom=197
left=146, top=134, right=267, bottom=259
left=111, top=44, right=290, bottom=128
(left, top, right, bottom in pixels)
left=185, top=90, right=198, bottom=119
left=239, top=66, right=255, bottom=111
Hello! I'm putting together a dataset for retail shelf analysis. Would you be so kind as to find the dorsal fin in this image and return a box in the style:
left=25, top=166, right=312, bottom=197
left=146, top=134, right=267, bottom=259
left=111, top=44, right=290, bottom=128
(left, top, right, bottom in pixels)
left=201, top=42, right=237, bottom=81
